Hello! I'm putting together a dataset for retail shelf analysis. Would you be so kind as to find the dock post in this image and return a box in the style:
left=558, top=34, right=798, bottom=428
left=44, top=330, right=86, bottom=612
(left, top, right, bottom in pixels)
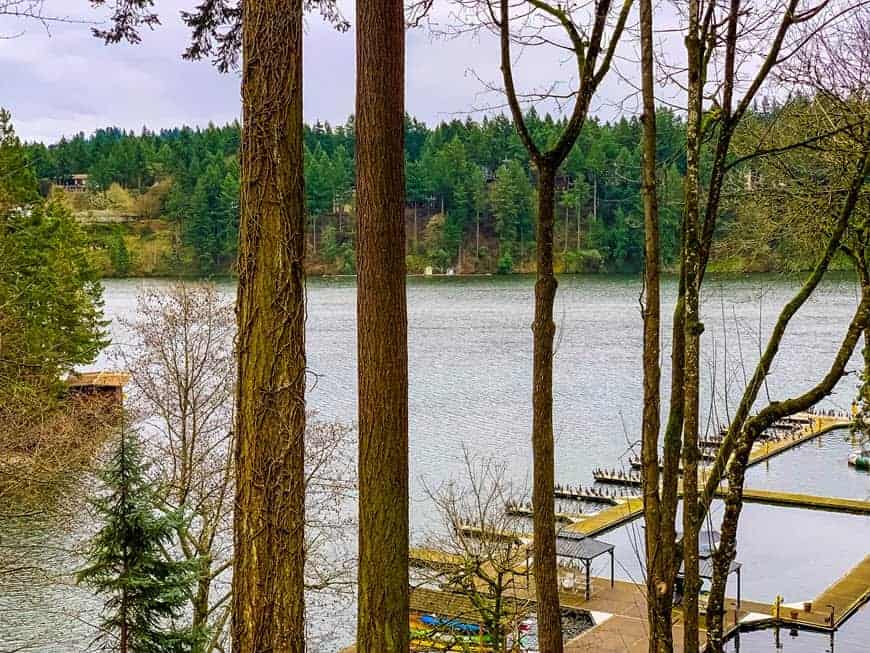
left=610, top=550, right=614, bottom=588
left=585, top=559, right=591, bottom=600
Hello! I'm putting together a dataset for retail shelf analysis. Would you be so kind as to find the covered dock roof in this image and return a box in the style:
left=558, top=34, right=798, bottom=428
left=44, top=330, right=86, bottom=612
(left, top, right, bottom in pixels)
left=555, top=530, right=615, bottom=599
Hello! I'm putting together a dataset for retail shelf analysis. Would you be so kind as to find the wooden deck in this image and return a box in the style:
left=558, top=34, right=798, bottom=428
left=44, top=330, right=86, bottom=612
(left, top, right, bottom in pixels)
left=566, top=553, right=870, bottom=650
left=746, top=414, right=850, bottom=467
left=729, top=487, right=870, bottom=515
left=564, top=497, right=645, bottom=537
left=812, top=554, right=870, bottom=627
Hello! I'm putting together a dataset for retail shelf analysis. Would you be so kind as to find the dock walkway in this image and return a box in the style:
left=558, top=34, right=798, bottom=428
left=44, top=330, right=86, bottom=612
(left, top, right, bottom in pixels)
left=813, top=554, right=870, bottom=627
left=746, top=414, right=849, bottom=467
left=729, top=488, right=870, bottom=514
left=565, top=553, right=870, bottom=651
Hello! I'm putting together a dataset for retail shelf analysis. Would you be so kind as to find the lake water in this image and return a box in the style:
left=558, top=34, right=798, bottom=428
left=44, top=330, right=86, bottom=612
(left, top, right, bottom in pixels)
left=2, top=274, right=868, bottom=651
left=725, top=605, right=869, bottom=653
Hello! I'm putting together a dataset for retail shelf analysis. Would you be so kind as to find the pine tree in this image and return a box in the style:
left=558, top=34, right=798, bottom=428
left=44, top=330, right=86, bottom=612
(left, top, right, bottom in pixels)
left=77, top=428, right=201, bottom=653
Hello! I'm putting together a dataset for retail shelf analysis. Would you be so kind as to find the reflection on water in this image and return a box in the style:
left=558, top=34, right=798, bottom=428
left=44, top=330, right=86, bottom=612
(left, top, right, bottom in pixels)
left=725, top=605, right=869, bottom=653
left=2, top=274, right=868, bottom=651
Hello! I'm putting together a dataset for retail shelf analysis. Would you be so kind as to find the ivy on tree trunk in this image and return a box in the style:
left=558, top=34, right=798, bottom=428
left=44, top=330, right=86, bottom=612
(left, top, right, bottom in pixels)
left=233, top=1, right=307, bottom=650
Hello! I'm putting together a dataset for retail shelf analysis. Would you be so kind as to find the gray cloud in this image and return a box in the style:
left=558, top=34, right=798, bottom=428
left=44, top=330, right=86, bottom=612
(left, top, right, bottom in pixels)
left=1, top=0, right=655, bottom=144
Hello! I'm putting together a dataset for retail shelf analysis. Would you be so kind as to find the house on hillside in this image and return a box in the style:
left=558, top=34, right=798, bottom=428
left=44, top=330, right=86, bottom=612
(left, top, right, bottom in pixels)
left=57, top=173, right=89, bottom=192
left=66, top=371, right=131, bottom=405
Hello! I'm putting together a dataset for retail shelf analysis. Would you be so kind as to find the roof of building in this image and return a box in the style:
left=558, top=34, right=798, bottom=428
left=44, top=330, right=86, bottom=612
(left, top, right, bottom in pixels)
left=555, top=532, right=615, bottom=561
left=679, top=558, right=742, bottom=579
left=66, top=371, right=131, bottom=388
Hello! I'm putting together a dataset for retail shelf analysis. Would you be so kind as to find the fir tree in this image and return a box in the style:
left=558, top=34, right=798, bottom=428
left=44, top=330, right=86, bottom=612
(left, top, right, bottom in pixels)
left=77, top=428, right=202, bottom=653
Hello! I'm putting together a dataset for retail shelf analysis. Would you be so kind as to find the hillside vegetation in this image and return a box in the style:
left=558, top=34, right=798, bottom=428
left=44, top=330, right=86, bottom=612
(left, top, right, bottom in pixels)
left=24, top=102, right=841, bottom=277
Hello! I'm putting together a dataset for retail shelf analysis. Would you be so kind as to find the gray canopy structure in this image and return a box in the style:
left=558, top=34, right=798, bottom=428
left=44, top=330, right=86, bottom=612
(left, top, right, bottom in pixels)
left=675, top=529, right=743, bottom=607
left=677, top=559, right=743, bottom=607
left=555, top=532, right=615, bottom=600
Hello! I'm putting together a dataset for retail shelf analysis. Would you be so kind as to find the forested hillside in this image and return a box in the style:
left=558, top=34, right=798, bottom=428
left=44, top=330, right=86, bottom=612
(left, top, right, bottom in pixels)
left=23, top=110, right=691, bottom=276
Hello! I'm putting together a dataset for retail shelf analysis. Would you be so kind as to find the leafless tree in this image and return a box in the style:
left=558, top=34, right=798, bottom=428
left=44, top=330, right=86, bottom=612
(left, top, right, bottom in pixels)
left=638, top=3, right=870, bottom=651
left=419, top=449, right=533, bottom=652
left=697, top=8, right=870, bottom=651
left=417, top=2, right=633, bottom=649
left=116, top=283, right=357, bottom=651
left=115, top=283, right=234, bottom=650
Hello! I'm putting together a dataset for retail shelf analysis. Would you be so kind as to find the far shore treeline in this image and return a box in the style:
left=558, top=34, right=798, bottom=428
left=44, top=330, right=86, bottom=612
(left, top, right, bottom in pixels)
left=24, top=102, right=818, bottom=278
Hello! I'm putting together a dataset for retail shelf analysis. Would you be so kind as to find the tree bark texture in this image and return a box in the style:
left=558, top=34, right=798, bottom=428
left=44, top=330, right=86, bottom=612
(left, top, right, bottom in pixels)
left=681, top=5, right=703, bottom=649
left=233, top=2, right=307, bottom=651
left=494, top=4, right=633, bottom=650
left=355, top=2, right=410, bottom=651
left=637, top=2, right=674, bottom=650
left=531, top=163, right=563, bottom=653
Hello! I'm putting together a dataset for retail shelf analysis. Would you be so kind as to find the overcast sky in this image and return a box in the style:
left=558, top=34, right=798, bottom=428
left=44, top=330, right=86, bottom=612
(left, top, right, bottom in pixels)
left=1, top=1, right=653, bottom=144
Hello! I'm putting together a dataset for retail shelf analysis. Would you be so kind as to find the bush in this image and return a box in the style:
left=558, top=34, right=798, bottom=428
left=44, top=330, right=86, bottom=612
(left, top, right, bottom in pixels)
left=406, top=254, right=428, bottom=274
left=496, top=251, right=514, bottom=274
left=563, top=249, right=604, bottom=273
left=104, top=183, right=134, bottom=212
left=134, top=178, right=172, bottom=219
left=108, top=233, right=131, bottom=276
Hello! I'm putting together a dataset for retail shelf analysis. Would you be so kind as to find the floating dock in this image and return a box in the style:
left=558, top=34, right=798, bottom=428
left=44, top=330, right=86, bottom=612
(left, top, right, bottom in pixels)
left=506, top=504, right=584, bottom=523
left=746, top=414, right=849, bottom=467
left=554, top=486, right=623, bottom=505
left=564, top=497, right=645, bottom=538
left=812, top=554, right=870, bottom=627
left=725, top=488, right=870, bottom=515
left=343, top=411, right=862, bottom=653
left=592, top=470, right=642, bottom=486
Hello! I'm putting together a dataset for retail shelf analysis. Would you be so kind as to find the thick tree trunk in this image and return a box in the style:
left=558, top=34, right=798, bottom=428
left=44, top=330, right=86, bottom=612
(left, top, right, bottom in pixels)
left=233, top=1, right=307, bottom=651
left=355, top=2, right=409, bottom=651
left=531, top=163, right=562, bottom=653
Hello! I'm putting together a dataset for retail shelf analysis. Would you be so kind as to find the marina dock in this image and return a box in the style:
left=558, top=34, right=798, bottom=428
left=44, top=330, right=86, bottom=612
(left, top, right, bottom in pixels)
left=727, top=487, right=870, bottom=515
left=564, top=497, right=645, bottom=538
left=372, top=411, right=866, bottom=653
left=746, top=414, right=849, bottom=467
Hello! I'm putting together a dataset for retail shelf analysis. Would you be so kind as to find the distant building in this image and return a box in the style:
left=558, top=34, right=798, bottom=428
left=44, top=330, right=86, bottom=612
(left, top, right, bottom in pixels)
left=57, top=173, right=89, bottom=192
left=66, top=371, right=131, bottom=405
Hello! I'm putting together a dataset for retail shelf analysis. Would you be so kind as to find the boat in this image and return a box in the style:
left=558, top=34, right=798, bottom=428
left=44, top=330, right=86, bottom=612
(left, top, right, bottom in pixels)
left=848, top=442, right=870, bottom=470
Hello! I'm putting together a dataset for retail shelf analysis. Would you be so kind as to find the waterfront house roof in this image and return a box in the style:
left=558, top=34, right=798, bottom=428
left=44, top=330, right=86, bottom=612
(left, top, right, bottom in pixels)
left=66, top=371, right=131, bottom=389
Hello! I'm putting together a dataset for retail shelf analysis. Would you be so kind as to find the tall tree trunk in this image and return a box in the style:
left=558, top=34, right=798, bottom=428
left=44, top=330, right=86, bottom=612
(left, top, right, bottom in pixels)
left=531, top=162, right=562, bottom=653
left=233, top=1, right=307, bottom=651
left=637, top=2, right=673, bottom=650
left=705, top=433, right=751, bottom=653
left=355, top=2, right=409, bottom=651
left=681, top=4, right=703, bottom=649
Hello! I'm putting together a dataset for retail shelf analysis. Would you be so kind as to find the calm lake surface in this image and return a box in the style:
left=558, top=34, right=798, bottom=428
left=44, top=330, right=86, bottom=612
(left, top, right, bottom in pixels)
left=2, top=274, right=868, bottom=651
